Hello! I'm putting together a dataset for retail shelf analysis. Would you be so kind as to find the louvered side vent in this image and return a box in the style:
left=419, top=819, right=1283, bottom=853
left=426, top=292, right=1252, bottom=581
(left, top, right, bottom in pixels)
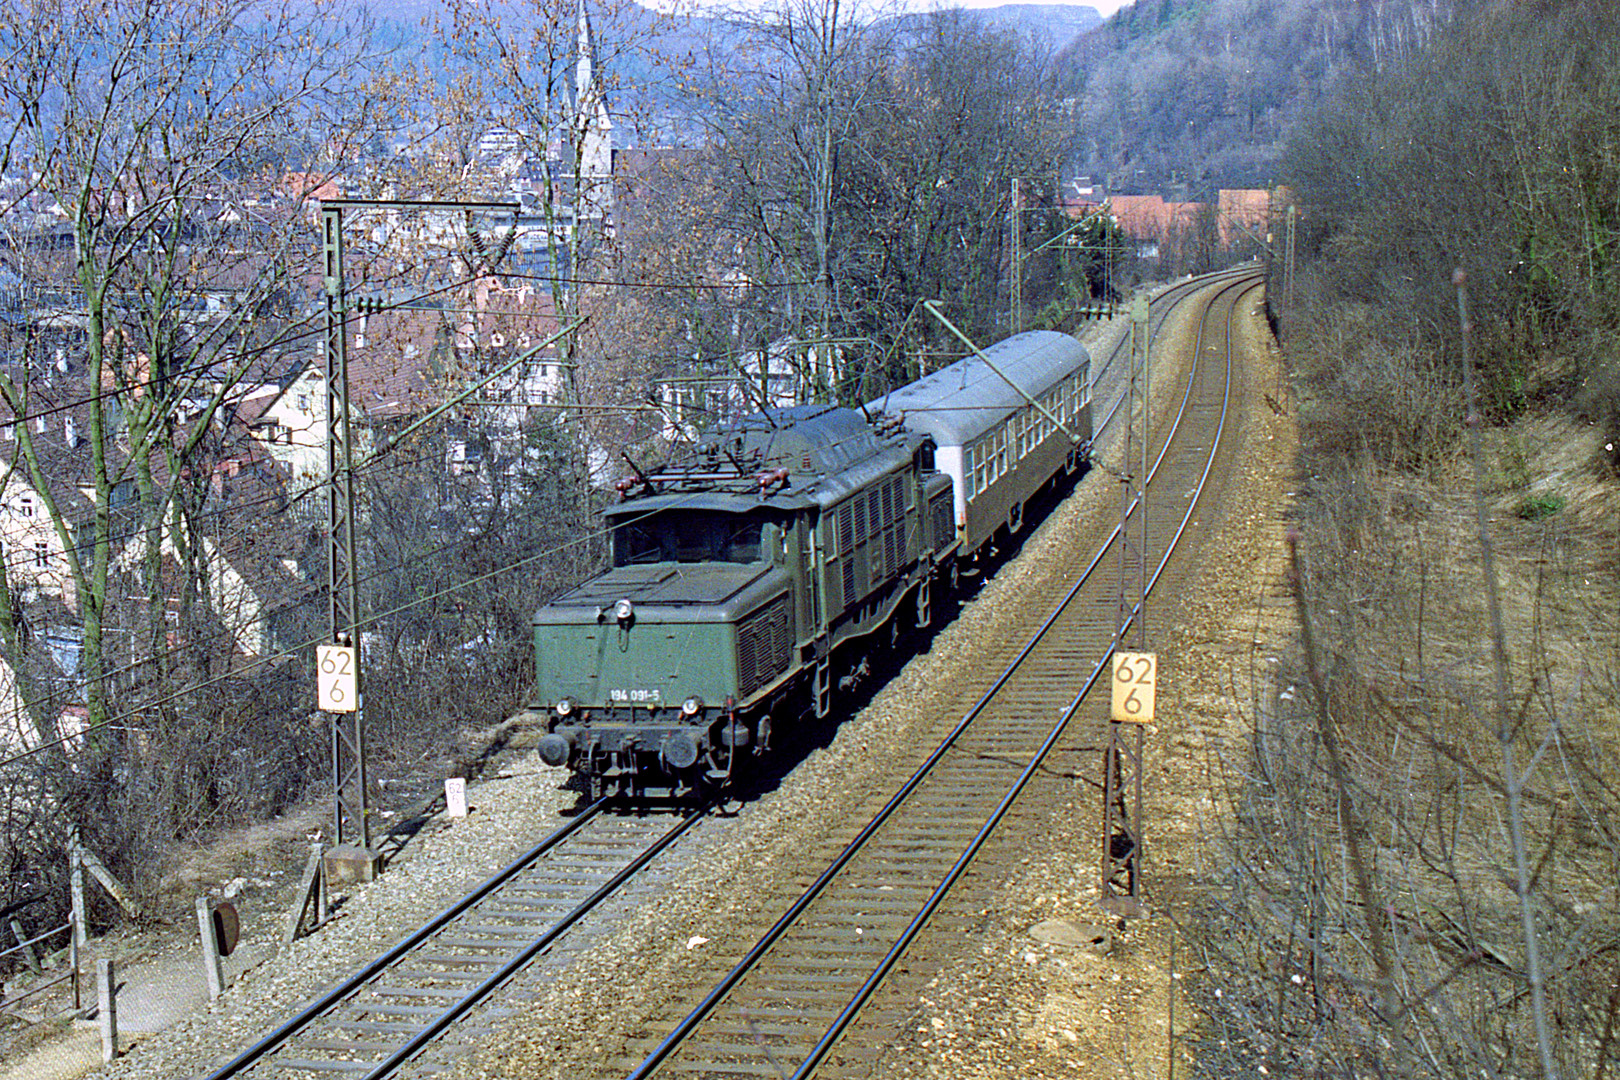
left=891, top=478, right=904, bottom=574
left=932, top=494, right=952, bottom=550
left=842, top=560, right=857, bottom=609
left=838, top=503, right=854, bottom=553
left=870, top=489, right=885, bottom=579
left=737, top=594, right=792, bottom=698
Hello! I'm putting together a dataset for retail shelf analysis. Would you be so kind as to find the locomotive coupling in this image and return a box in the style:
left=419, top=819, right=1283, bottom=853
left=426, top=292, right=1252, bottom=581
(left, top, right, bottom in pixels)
left=537, top=731, right=575, bottom=767
left=661, top=729, right=702, bottom=770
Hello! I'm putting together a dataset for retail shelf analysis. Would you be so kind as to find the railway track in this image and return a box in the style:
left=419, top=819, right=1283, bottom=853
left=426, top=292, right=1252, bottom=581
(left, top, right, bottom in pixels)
left=202, top=800, right=712, bottom=1079
left=562, top=270, right=1267, bottom=1080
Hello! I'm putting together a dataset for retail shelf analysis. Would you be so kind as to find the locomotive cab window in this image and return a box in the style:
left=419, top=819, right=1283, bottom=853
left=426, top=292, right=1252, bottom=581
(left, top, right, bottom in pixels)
left=613, top=510, right=774, bottom=566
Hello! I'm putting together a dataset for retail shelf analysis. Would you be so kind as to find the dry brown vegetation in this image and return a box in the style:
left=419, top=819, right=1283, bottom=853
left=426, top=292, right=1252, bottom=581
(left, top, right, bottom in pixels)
left=1188, top=2, right=1620, bottom=1071
left=1191, top=296, right=1620, bottom=1079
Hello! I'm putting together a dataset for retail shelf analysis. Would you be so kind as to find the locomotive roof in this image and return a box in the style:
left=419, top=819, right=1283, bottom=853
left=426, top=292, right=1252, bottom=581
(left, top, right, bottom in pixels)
left=867, top=330, right=1088, bottom=447
left=608, top=402, right=921, bottom=515
left=732, top=403, right=888, bottom=474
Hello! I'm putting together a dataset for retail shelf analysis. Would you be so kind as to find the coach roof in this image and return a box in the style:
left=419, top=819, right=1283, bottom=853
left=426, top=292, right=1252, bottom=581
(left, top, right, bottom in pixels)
left=867, top=330, right=1088, bottom=447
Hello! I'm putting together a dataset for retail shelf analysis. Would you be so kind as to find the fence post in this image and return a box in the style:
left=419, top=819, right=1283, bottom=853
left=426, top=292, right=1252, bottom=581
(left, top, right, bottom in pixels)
left=97, top=958, right=116, bottom=1062
left=284, top=842, right=327, bottom=944
left=8, top=917, right=39, bottom=973
left=70, top=849, right=88, bottom=951
left=197, top=896, right=224, bottom=1000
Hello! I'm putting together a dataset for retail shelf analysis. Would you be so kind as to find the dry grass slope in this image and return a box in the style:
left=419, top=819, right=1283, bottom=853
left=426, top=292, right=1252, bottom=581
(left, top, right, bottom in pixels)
left=1192, top=295, right=1620, bottom=1077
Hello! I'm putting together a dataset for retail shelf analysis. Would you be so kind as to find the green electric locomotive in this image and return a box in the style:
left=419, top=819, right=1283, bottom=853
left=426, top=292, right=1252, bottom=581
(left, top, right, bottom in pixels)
left=528, top=330, right=1091, bottom=797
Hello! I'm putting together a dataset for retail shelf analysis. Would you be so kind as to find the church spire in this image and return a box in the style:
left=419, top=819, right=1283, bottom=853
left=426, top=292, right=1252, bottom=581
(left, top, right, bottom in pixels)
left=571, top=0, right=614, bottom=216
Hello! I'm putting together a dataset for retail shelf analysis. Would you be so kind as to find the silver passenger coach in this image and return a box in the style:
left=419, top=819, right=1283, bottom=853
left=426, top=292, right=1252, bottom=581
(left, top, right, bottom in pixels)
left=869, top=330, right=1092, bottom=558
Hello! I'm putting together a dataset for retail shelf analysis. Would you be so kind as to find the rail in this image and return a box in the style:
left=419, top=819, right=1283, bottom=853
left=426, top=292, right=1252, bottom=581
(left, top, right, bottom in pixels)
left=206, top=795, right=712, bottom=1079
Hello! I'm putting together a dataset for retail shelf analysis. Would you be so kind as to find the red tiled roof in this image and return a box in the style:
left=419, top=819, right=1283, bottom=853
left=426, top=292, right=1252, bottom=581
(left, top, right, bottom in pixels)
left=1108, top=195, right=1202, bottom=238
left=1217, top=189, right=1271, bottom=246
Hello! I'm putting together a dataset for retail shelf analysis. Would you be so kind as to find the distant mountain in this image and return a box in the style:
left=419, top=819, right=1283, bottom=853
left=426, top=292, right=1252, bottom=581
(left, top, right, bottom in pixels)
left=352, top=0, right=1109, bottom=143
left=1054, top=0, right=1404, bottom=194
left=370, top=1, right=1106, bottom=76
left=944, top=4, right=1105, bottom=54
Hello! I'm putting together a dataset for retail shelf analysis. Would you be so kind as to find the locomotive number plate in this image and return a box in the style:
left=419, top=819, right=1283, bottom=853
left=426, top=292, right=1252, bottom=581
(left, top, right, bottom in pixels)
left=610, top=688, right=662, bottom=703
left=1110, top=652, right=1157, bottom=724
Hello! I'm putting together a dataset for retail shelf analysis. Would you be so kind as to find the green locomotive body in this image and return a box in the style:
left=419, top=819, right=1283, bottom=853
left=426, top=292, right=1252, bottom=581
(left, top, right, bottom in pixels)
left=530, top=404, right=951, bottom=796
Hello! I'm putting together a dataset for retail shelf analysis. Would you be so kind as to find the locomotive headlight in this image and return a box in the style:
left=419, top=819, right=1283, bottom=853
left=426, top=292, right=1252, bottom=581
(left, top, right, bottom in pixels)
left=555, top=697, right=575, bottom=718
left=613, top=598, right=635, bottom=626
left=680, top=695, right=703, bottom=717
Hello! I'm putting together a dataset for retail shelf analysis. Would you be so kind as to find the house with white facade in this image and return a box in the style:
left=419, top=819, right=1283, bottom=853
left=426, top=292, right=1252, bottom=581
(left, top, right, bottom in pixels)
left=656, top=334, right=847, bottom=444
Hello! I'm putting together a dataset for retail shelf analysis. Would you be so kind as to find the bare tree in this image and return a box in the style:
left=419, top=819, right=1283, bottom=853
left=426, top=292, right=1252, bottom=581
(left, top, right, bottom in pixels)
left=0, top=0, right=388, bottom=881
left=665, top=6, right=1071, bottom=401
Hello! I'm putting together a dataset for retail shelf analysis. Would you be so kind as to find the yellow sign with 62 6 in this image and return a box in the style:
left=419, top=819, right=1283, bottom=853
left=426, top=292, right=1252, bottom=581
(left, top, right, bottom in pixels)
left=1110, top=652, right=1157, bottom=724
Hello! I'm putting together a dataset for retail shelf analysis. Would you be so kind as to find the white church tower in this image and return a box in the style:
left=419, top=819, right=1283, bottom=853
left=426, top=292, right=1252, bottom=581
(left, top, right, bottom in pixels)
left=571, top=0, right=614, bottom=222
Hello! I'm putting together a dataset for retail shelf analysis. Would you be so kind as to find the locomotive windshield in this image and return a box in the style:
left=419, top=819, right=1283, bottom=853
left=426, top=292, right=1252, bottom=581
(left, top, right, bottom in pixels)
left=613, top=509, right=769, bottom=566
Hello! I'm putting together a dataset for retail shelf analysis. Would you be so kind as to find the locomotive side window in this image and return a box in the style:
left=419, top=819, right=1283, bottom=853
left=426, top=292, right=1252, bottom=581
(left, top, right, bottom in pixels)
left=723, top=519, right=766, bottom=562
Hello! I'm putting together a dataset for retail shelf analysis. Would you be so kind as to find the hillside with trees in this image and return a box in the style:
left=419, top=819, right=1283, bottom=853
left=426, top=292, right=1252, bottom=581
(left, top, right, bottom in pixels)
left=1197, top=0, right=1620, bottom=1076
left=1057, top=0, right=1457, bottom=194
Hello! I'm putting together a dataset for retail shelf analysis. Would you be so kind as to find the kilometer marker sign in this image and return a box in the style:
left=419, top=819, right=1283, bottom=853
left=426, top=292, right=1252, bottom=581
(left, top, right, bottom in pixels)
left=1111, top=652, right=1157, bottom=723
left=317, top=644, right=358, bottom=713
